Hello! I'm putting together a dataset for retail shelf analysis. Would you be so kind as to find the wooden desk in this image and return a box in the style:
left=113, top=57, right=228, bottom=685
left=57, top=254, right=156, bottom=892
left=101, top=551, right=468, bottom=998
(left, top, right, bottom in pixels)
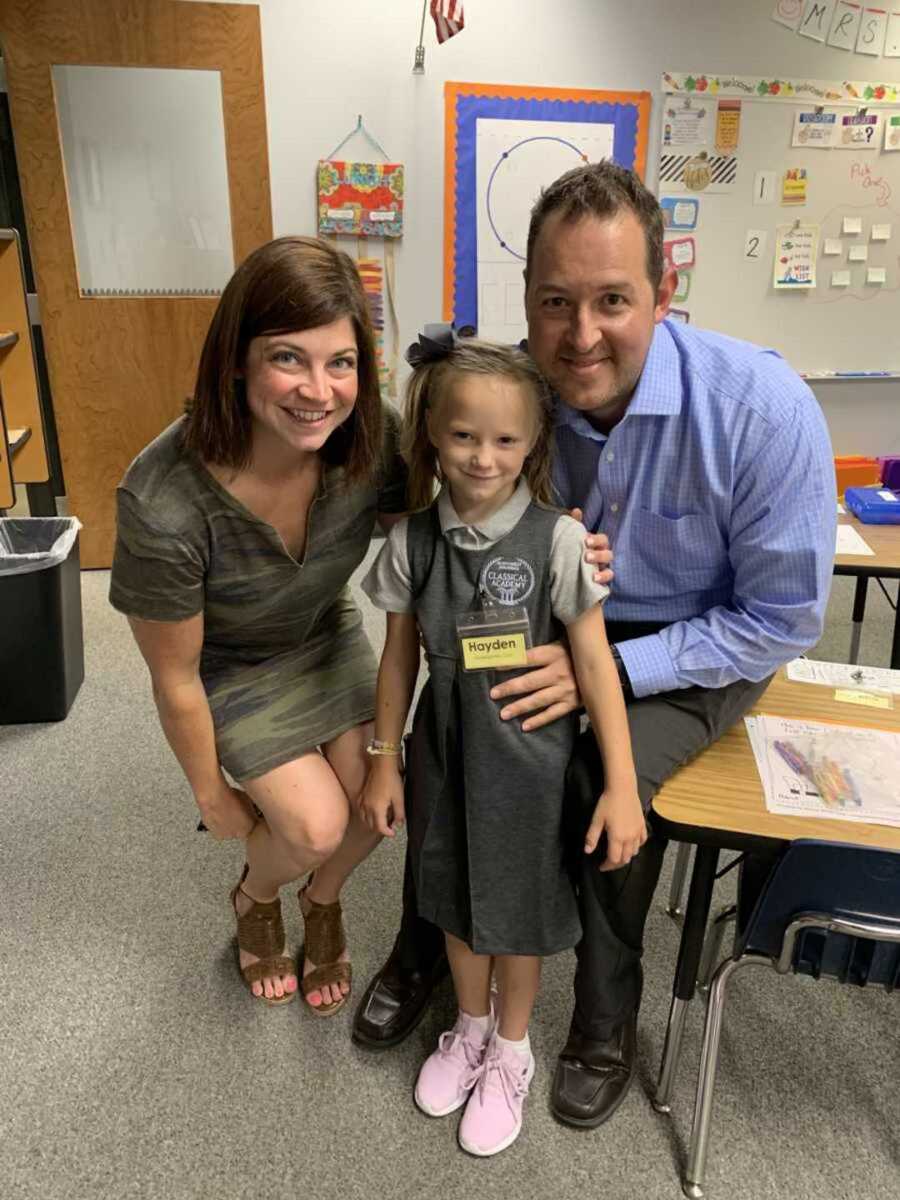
left=834, top=512, right=900, bottom=669
left=650, top=671, right=900, bottom=1113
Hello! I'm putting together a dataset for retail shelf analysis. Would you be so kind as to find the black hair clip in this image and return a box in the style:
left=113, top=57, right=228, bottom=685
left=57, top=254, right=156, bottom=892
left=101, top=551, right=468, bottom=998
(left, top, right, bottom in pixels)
left=405, top=323, right=458, bottom=367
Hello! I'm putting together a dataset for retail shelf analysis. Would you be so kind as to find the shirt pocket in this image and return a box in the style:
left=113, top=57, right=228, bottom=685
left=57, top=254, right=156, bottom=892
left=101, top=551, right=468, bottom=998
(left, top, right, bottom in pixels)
left=629, top=508, right=728, bottom=596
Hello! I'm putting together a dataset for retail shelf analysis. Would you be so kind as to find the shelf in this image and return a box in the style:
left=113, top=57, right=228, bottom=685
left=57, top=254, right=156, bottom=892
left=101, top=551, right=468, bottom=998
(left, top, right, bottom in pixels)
left=0, top=331, right=20, bottom=350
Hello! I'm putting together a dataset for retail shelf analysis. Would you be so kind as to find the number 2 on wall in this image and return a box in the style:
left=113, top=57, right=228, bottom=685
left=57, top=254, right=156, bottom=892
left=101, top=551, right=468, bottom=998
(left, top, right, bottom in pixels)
left=744, top=229, right=767, bottom=262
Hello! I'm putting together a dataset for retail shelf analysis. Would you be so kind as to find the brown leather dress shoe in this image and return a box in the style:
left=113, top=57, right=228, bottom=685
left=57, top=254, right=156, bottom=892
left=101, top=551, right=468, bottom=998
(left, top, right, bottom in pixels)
left=352, top=952, right=448, bottom=1050
left=550, top=1014, right=637, bottom=1128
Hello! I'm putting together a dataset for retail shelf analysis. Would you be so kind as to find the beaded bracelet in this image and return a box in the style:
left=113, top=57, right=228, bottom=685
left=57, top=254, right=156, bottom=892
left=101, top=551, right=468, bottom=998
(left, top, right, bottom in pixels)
left=366, top=738, right=402, bottom=756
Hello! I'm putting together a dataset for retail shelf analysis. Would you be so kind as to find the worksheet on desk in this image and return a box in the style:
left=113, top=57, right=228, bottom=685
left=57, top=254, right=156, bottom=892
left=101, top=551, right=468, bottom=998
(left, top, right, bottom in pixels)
left=835, top=526, right=875, bottom=556
left=787, top=658, right=900, bottom=695
left=746, top=714, right=900, bottom=827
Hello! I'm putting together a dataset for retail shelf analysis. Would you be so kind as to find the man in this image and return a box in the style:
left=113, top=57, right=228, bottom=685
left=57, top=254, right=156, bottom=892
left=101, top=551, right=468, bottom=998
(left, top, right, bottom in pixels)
left=353, top=162, right=835, bottom=1129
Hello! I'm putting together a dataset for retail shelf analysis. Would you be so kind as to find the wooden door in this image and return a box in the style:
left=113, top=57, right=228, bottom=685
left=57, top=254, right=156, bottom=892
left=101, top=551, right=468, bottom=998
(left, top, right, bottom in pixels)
left=0, top=0, right=272, bottom=566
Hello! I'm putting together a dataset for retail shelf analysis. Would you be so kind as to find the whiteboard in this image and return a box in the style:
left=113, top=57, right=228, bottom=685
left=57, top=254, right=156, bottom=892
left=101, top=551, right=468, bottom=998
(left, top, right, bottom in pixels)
left=659, top=97, right=900, bottom=375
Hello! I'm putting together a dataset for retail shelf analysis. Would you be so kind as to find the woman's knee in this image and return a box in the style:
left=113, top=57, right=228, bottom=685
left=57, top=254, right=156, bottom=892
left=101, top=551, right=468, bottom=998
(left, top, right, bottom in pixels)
left=279, top=806, right=349, bottom=866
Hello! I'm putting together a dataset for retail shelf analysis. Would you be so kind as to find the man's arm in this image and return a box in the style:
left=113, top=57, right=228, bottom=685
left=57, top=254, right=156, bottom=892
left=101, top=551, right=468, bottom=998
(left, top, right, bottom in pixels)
left=617, top=402, right=836, bottom=696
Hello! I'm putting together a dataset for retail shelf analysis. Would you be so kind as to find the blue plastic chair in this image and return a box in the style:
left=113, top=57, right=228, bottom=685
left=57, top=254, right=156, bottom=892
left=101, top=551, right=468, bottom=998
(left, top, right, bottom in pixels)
left=681, top=839, right=900, bottom=1199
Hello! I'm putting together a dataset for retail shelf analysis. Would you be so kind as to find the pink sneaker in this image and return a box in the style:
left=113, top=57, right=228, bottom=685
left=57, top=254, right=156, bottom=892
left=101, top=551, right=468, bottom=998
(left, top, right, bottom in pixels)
left=414, top=1013, right=491, bottom=1117
left=458, top=1034, right=535, bottom=1156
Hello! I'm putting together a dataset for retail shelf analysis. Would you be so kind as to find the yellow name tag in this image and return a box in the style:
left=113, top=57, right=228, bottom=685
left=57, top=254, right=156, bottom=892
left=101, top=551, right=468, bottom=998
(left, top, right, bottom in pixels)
left=834, top=688, right=893, bottom=709
left=461, top=632, right=528, bottom=670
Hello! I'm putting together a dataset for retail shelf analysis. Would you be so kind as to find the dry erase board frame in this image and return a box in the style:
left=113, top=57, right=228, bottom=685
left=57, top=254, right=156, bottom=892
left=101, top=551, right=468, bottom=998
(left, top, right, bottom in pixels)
left=658, top=82, right=900, bottom=376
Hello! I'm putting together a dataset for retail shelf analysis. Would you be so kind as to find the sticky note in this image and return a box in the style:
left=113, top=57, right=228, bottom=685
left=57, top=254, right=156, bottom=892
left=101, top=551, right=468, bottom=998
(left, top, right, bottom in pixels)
left=867, top=266, right=887, bottom=284
left=834, top=689, right=893, bottom=709
left=849, top=245, right=868, bottom=261
left=843, top=216, right=863, bottom=235
left=831, top=270, right=851, bottom=286
left=871, top=223, right=892, bottom=241
left=823, top=238, right=842, bottom=255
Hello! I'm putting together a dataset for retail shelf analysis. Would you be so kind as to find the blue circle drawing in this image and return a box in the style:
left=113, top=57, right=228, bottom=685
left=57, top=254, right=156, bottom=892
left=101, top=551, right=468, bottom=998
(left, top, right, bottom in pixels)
left=486, top=136, right=588, bottom=261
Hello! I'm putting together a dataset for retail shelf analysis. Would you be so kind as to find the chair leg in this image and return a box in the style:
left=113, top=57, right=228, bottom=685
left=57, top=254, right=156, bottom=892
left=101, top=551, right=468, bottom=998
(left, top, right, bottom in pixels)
left=697, top=905, right=737, bottom=994
left=667, top=842, right=692, bottom=920
left=681, top=956, right=770, bottom=1200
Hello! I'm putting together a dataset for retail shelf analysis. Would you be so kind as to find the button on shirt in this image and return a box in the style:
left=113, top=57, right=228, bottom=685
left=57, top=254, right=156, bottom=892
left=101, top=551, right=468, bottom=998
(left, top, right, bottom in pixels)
left=551, top=319, right=836, bottom=698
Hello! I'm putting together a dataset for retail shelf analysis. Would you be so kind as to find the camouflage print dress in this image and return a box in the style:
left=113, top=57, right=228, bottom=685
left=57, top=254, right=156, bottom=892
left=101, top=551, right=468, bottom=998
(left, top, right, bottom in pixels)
left=110, top=407, right=406, bottom=782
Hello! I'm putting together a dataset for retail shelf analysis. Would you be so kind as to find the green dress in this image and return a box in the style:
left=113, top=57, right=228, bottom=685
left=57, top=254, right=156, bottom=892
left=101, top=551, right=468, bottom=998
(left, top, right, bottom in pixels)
left=109, top=406, right=406, bottom=782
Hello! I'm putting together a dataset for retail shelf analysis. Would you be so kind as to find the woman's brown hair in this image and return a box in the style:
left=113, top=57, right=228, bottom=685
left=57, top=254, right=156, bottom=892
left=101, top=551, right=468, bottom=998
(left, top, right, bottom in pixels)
left=184, top=236, right=381, bottom=482
left=402, top=340, right=555, bottom=511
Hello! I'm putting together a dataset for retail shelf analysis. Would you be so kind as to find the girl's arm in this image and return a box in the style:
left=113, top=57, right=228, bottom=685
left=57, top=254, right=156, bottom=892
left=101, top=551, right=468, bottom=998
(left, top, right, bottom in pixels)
left=127, top=614, right=256, bottom=840
left=359, top=611, right=421, bottom=838
left=566, top=604, right=647, bottom=872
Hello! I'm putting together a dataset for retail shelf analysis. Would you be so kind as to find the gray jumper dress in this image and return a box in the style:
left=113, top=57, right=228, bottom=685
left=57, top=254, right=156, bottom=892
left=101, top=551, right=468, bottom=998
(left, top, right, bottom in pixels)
left=404, top=500, right=581, bottom=957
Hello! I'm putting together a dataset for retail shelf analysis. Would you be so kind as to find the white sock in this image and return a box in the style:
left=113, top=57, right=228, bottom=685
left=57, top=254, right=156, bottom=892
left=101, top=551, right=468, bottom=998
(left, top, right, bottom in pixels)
left=496, top=1031, right=532, bottom=1061
left=459, top=1008, right=493, bottom=1038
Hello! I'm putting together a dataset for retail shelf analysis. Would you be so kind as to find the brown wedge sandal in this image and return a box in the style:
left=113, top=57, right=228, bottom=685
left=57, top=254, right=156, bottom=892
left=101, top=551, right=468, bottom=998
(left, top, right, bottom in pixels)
left=230, top=865, right=297, bottom=1007
left=298, top=880, right=352, bottom=1017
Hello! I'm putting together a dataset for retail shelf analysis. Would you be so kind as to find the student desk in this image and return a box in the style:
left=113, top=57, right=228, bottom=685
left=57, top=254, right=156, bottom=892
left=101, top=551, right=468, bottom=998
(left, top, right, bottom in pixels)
left=835, top=513, right=900, bottom=669
left=650, top=670, right=900, bottom=1113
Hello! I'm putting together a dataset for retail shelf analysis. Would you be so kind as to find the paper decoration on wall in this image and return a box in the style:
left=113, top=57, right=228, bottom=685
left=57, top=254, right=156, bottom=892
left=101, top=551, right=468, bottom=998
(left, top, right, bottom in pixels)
left=772, top=1, right=896, bottom=57
left=753, top=169, right=777, bottom=204
left=885, top=114, right=900, bottom=149
left=867, top=265, right=887, bottom=282
left=774, top=222, right=819, bottom=287
left=887, top=10, right=900, bottom=55
left=792, top=109, right=837, bottom=147
left=443, top=82, right=651, bottom=332
left=663, top=236, right=696, bottom=268
left=849, top=243, right=869, bottom=259
left=317, top=160, right=404, bottom=237
left=715, top=100, right=742, bottom=154
left=660, top=197, right=699, bottom=229
left=837, top=111, right=881, bottom=147
left=871, top=222, right=892, bottom=238
left=823, top=237, right=843, bottom=253
left=843, top=215, right=863, bottom=233
left=668, top=308, right=690, bottom=323
left=781, top=168, right=808, bottom=205
left=356, top=257, right=396, bottom=398
left=831, top=268, right=852, bottom=285
left=659, top=151, right=737, bottom=193
left=662, top=71, right=899, bottom=105
left=662, top=96, right=713, bottom=147
left=673, top=270, right=691, bottom=301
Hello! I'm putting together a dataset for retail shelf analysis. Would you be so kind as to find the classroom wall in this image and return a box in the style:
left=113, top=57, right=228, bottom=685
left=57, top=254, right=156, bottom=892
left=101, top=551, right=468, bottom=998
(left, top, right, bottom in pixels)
left=200, top=0, right=900, bottom=456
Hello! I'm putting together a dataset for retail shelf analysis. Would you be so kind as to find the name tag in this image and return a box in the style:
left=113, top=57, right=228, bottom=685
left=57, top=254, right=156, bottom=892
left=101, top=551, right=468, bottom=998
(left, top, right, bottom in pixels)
left=456, top=605, right=531, bottom=672
left=461, top=632, right=528, bottom=670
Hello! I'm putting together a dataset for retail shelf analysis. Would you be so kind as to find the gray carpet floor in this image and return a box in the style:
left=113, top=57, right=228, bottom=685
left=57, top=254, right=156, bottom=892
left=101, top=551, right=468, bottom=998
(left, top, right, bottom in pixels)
left=1, top=555, right=898, bottom=1200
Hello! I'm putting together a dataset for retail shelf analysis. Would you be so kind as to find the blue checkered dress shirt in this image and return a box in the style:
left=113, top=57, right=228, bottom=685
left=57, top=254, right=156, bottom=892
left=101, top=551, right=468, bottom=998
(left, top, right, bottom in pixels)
left=551, top=319, right=836, bottom=698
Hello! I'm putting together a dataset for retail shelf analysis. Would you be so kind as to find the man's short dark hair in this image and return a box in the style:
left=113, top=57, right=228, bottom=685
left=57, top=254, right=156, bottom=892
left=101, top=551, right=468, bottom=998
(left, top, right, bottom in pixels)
left=525, top=161, right=665, bottom=289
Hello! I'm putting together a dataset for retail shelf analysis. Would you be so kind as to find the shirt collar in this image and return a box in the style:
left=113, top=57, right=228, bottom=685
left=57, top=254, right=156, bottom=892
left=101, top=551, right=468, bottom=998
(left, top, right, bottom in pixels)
left=437, top=477, right=532, bottom=539
left=553, top=320, right=683, bottom=440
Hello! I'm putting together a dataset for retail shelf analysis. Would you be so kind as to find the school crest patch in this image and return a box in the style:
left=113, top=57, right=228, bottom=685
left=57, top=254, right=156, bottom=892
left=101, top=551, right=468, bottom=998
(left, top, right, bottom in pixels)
left=480, top=556, right=535, bottom=606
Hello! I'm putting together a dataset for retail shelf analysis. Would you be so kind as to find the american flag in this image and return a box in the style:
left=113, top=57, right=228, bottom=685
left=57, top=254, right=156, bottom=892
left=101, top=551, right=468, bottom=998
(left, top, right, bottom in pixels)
left=431, top=0, right=465, bottom=43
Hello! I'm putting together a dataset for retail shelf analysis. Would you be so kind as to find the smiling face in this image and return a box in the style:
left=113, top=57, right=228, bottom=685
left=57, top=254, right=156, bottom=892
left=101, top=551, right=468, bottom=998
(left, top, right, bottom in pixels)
left=240, top=317, right=359, bottom=459
left=525, top=209, right=676, bottom=430
left=426, top=372, right=537, bottom=523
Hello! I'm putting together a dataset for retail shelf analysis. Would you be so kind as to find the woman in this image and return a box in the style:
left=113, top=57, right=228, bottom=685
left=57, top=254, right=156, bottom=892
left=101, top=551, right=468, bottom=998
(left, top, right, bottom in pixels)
left=110, top=236, right=405, bottom=1013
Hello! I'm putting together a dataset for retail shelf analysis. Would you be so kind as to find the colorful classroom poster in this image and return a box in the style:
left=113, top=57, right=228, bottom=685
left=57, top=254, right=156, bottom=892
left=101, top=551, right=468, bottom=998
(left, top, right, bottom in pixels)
left=317, top=161, right=404, bottom=237
left=837, top=112, right=881, bottom=148
left=885, top=114, right=900, bottom=149
left=782, top=167, right=808, bottom=205
left=659, top=151, right=737, bottom=194
left=660, top=196, right=699, bottom=230
left=792, top=109, right=837, bottom=147
left=663, top=236, right=696, bottom=269
left=661, top=96, right=713, bottom=148
left=673, top=270, right=691, bottom=301
left=773, top=223, right=819, bottom=287
left=715, top=100, right=742, bottom=154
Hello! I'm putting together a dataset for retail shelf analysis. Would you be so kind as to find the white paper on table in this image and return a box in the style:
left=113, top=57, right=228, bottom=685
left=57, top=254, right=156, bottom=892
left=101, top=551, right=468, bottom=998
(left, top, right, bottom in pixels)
left=843, top=216, right=863, bottom=234
left=867, top=266, right=887, bottom=284
left=786, top=657, right=900, bottom=694
left=745, top=713, right=900, bottom=826
left=837, top=502, right=846, bottom=513
left=831, top=269, right=852, bottom=286
left=823, top=238, right=842, bottom=255
left=849, top=244, right=869, bottom=261
left=836, top=525, right=875, bottom=555
left=871, top=223, right=892, bottom=240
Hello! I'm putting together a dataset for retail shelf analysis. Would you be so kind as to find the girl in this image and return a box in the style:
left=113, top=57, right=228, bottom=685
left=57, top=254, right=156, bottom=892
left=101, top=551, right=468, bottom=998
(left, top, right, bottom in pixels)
left=359, top=335, right=644, bottom=1156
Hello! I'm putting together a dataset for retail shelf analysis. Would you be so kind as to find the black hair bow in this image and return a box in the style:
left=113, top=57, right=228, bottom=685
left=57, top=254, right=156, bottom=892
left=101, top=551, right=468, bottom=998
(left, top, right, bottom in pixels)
left=405, top=323, right=458, bottom=367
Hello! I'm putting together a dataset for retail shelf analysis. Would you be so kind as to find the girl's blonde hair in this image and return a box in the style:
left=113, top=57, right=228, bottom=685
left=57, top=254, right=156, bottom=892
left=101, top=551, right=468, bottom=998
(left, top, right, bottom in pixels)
left=401, top=339, right=555, bottom=511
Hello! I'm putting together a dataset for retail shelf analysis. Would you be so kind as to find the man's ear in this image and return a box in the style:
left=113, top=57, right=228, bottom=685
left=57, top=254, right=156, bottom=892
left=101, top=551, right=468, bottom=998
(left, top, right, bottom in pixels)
left=654, top=264, right=678, bottom=322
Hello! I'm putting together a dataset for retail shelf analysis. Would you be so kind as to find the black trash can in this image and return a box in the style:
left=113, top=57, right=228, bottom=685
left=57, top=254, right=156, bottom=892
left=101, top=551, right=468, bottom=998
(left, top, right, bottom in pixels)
left=0, top=517, right=84, bottom=723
